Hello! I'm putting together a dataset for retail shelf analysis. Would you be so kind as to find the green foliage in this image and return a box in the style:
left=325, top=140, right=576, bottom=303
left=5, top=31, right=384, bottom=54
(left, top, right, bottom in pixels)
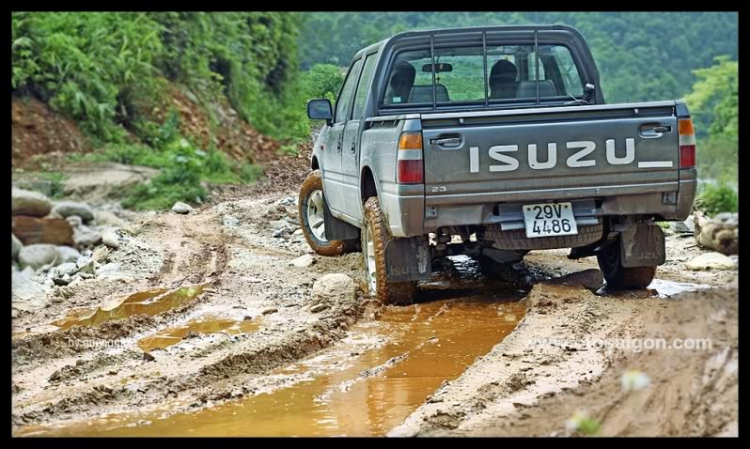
left=12, top=12, right=306, bottom=144
left=12, top=12, right=164, bottom=142
left=685, top=55, right=738, bottom=138
left=301, top=63, right=344, bottom=103
left=695, top=182, right=738, bottom=216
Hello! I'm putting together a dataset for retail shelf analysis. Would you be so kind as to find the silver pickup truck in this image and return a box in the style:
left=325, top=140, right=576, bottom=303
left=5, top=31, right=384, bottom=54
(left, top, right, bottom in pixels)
left=299, top=25, right=697, bottom=304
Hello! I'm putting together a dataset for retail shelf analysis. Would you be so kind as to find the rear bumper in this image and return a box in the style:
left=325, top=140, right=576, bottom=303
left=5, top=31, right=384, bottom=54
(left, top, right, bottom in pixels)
left=394, top=172, right=697, bottom=237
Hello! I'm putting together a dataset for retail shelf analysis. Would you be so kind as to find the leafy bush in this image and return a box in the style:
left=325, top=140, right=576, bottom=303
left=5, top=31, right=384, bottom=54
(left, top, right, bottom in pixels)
left=302, top=63, right=344, bottom=103
left=695, top=182, right=738, bottom=216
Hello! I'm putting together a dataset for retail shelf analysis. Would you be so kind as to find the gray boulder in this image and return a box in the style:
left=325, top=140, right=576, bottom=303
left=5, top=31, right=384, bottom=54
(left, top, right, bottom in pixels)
left=101, top=229, right=121, bottom=249
left=65, top=215, right=83, bottom=228
left=12, top=266, right=48, bottom=311
left=73, top=225, right=102, bottom=248
left=94, top=210, right=126, bottom=227
left=18, top=244, right=60, bottom=269
left=56, top=246, right=82, bottom=264
left=52, top=202, right=95, bottom=223
left=12, top=188, right=52, bottom=217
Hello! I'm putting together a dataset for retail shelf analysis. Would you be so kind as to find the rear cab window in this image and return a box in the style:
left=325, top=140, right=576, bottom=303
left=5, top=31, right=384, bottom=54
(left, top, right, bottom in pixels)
left=378, top=33, right=588, bottom=112
left=335, top=58, right=363, bottom=123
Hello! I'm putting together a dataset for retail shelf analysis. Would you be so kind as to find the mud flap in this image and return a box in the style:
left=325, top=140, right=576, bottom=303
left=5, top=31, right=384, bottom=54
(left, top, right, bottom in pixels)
left=385, top=236, right=432, bottom=282
left=322, top=193, right=359, bottom=241
left=620, top=223, right=665, bottom=268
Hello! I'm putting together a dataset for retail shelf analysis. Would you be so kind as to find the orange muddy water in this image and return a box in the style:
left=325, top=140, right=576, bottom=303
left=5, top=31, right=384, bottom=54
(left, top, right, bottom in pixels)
left=21, top=258, right=527, bottom=437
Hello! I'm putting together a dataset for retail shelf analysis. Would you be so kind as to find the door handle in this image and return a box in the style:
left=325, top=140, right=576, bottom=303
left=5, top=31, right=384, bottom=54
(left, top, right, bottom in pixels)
left=430, top=134, right=463, bottom=148
left=639, top=123, right=671, bottom=138
left=350, top=141, right=356, bottom=153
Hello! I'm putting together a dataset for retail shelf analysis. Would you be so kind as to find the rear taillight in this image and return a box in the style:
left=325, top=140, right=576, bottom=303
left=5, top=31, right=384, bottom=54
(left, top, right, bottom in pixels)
left=397, top=132, right=423, bottom=184
left=678, top=118, right=696, bottom=168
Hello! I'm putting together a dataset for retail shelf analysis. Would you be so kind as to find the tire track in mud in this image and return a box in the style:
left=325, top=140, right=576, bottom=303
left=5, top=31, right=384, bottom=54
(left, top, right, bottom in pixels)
left=12, top=194, right=371, bottom=435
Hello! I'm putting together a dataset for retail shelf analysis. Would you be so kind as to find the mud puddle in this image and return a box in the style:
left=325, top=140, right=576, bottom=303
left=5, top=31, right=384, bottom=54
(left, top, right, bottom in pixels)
left=648, top=279, right=712, bottom=298
left=137, top=314, right=262, bottom=352
left=22, top=257, right=527, bottom=437
left=18, top=285, right=208, bottom=337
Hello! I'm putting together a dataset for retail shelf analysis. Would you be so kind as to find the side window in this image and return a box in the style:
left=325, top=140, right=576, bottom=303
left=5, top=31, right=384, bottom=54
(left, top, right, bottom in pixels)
left=334, top=59, right=363, bottom=123
left=551, top=46, right=584, bottom=97
left=351, top=54, right=378, bottom=120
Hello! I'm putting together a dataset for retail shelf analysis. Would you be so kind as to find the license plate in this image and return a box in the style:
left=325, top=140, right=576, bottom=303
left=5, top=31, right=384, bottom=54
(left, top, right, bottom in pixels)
left=522, top=202, right=578, bottom=238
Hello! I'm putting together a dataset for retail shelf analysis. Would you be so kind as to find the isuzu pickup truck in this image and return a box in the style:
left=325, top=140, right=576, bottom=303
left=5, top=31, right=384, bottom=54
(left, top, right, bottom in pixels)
left=300, top=25, right=697, bottom=304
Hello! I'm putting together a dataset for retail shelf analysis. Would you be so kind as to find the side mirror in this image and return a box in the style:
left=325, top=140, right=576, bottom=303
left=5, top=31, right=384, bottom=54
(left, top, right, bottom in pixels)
left=307, top=99, right=333, bottom=125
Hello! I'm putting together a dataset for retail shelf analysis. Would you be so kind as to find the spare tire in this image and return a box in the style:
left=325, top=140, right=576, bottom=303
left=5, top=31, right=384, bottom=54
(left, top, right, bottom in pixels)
left=478, top=222, right=604, bottom=251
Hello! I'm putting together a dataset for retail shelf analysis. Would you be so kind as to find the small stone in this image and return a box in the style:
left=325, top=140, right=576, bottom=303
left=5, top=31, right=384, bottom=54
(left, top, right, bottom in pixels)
left=310, top=304, right=329, bottom=314
left=312, top=274, right=357, bottom=304
left=143, top=352, right=156, bottom=362
left=685, top=252, right=737, bottom=271
left=94, top=210, right=126, bottom=227
left=262, top=308, right=279, bottom=316
left=52, top=202, right=95, bottom=223
left=73, top=226, right=101, bottom=249
left=96, top=262, right=122, bottom=277
left=56, top=246, right=81, bottom=264
left=289, top=254, right=315, bottom=268
left=65, top=216, right=83, bottom=228
left=101, top=229, right=120, bottom=249
left=172, top=202, right=193, bottom=214
left=293, top=228, right=304, bottom=236
left=55, top=262, right=78, bottom=278
left=222, top=215, right=240, bottom=227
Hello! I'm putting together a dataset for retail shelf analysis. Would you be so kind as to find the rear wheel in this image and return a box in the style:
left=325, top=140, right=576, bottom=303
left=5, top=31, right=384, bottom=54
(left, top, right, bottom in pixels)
left=597, top=237, right=656, bottom=290
left=298, top=170, right=357, bottom=256
left=362, top=197, right=416, bottom=305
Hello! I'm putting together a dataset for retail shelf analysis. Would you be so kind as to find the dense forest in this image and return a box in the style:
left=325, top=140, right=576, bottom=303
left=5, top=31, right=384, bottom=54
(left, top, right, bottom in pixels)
left=11, top=12, right=738, bottom=210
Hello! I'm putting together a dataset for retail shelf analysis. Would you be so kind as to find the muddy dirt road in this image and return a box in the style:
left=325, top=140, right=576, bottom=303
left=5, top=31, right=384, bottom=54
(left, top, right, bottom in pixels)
left=12, top=162, right=738, bottom=437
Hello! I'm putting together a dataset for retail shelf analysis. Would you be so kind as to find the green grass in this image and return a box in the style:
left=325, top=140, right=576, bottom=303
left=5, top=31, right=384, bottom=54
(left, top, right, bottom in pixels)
left=695, top=181, right=738, bottom=216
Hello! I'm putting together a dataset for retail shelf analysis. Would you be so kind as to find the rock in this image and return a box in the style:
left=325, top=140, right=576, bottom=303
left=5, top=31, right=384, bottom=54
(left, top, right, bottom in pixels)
left=293, top=228, right=304, bottom=236
left=312, top=274, right=357, bottom=304
left=12, top=188, right=52, bottom=217
left=55, top=262, right=78, bottom=278
left=671, top=217, right=695, bottom=234
left=56, top=246, right=82, bottom=264
left=541, top=269, right=603, bottom=291
left=289, top=254, right=315, bottom=268
left=101, top=229, right=120, bottom=249
left=66, top=215, right=83, bottom=228
left=222, top=215, right=240, bottom=227
left=12, top=234, right=22, bottom=260
left=12, top=266, right=48, bottom=311
left=18, top=244, right=60, bottom=269
left=96, top=262, right=122, bottom=277
left=694, top=211, right=738, bottom=255
left=73, top=225, right=102, bottom=249
left=52, top=202, right=95, bottom=223
left=310, top=304, right=329, bottom=314
left=12, top=216, right=74, bottom=246
left=261, top=308, right=278, bottom=316
left=172, top=202, right=193, bottom=214
left=272, top=230, right=283, bottom=238
left=94, top=210, right=126, bottom=227
left=92, top=246, right=110, bottom=264
left=143, top=352, right=156, bottom=362
left=685, top=252, right=737, bottom=271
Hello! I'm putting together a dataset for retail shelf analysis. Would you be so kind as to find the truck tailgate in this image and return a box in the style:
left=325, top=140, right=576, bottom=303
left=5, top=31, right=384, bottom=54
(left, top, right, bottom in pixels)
left=420, top=101, right=680, bottom=205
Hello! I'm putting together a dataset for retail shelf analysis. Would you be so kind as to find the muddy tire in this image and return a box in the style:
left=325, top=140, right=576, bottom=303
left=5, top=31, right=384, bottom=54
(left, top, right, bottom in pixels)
left=298, top=170, right=358, bottom=257
left=597, top=238, right=656, bottom=290
left=362, top=197, right=416, bottom=305
left=478, top=222, right=604, bottom=251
